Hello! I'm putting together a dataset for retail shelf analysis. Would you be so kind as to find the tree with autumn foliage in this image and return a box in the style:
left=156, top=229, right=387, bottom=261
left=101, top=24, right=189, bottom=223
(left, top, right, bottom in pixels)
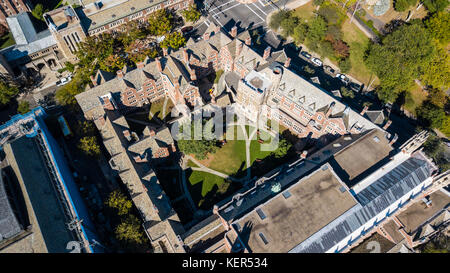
left=147, top=8, right=175, bottom=36
left=181, top=4, right=201, bottom=23
left=160, top=32, right=186, bottom=50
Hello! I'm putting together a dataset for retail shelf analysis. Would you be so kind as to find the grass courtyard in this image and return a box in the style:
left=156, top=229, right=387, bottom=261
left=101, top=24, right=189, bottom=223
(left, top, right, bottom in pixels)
left=186, top=125, right=291, bottom=209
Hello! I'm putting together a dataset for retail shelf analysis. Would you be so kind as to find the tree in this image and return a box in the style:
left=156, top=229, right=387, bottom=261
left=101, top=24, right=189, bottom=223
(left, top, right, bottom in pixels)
left=118, top=21, right=147, bottom=47
left=32, top=4, right=47, bottom=21
left=365, top=24, right=437, bottom=102
left=147, top=9, right=175, bottom=36
left=106, top=190, right=133, bottom=216
left=338, top=57, right=352, bottom=73
left=293, top=23, right=308, bottom=45
left=393, top=0, right=417, bottom=12
left=115, top=215, right=145, bottom=244
left=423, top=0, right=449, bottom=13
left=160, top=32, right=186, bottom=50
left=425, top=12, right=450, bottom=45
left=55, top=74, right=86, bottom=106
left=17, top=100, right=30, bottom=114
left=76, top=120, right=96, bottom=136
left=271, top=138, right=292, bottom=158
left=78, top=136, right=101, bottom=157
left=269, top=10, right=291, bottom=31
left=340, top=86, right=355, bottom=99
left=181, top=5, right=201, bottom=23
left=0, top=80, right=18, bottom=106
left=313, top=0, right=325, bottom=6
left=317, top=4, right=344, bottom=26
left=280, top=16, right=299, bottom=37
left=416, top=101, right=445, bottom=129
left=177, top=119, right=218, bottom=160
left=331, top=39, right=349, bottom=58
left=306, top=16, right=327, bottom=42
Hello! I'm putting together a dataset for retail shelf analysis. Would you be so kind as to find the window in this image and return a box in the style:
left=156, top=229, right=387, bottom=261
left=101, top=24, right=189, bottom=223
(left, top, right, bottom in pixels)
left=256, top=208, right=266, bottom=220
left=259, top=233, right=268, bottom=245
left=282, top=191, right=291, bottom=199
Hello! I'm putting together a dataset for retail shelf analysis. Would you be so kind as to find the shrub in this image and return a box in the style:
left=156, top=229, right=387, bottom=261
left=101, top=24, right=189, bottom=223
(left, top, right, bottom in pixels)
left=313, top=0, right=324, bottom=6
left=394, top=0, right=417, bottom=12
left=339, top=58, right=352, bottom=73
left=17, top=100, right=30, bottom=114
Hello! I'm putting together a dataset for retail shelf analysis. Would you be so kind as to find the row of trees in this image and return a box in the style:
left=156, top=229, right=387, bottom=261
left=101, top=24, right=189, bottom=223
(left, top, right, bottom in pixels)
left=364, top=9, right=449, bottom=134
left=55, top=6, right=199, bottom=108
left=269, top=2, right=352, bottom=73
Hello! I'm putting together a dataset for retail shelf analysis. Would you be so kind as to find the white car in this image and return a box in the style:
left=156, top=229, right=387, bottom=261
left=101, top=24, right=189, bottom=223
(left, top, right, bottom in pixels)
left=56, top=76, right=72, bottom=86
left=336, top=73, right=350, bottom=85
left=311, top=57, right=323, bottom=67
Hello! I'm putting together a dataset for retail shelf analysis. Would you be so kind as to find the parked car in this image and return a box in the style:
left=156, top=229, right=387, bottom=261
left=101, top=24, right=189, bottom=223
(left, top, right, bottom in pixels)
left=323, top=65, right=336, bottom=76
left=349, top=82, right=362, bottom=92
left=181, top=26, right=194, bottom=34
left=311, top=57, right=323, bottom=67
left=336, top=73, right=350, bottom=85
left=56, top=76, right=72, bottom=86
left=300, top=51, right=311, bottom=59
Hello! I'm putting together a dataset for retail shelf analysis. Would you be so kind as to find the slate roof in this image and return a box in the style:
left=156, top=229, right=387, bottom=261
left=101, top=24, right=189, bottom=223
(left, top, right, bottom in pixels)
left=0, top=171, right=22, bottom=242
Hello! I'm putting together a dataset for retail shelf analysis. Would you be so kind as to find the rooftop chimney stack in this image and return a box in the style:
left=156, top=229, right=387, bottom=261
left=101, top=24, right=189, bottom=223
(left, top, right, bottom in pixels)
left=360, top=105, right=369, bottom=116
left=162, top=47, right=168, bottom=56
left=189, top=67, right=197, bottom=81
left=156, top=57, right=162, bottom=72
left=117, top=69, right=124, bottom=78
left=263, top=46, right=271, bottom=60
left=230, top=26, right=237, bottom=38
left=245, top=36, right=251, bottom=46
left=90, top=75, right=97, bottom=86
left=300, top=150, right=308, bottom=159
left=137, top=61, right=145, bottom=69
left=183, top=48, right=189, bottom=64
left=284, top=57, right=291, bottom=68
left=203, top=31, right=210, bottom=41
left=215, top=25, right=220, bottom=34
left=383, top=120, right=392, bottom=130
left=236, top=40, right=243, bottom=56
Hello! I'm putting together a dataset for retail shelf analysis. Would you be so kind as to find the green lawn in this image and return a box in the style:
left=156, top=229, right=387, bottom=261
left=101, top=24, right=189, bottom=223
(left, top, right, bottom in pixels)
left=149, top=98, right=174, bottom=121
left=404, top=83, right=428, bottom=114
left=341, top=19, right=379, bottom=86
left=293, top=1, right=317, bottom=22
left=0, top=32, right=15, bottom=49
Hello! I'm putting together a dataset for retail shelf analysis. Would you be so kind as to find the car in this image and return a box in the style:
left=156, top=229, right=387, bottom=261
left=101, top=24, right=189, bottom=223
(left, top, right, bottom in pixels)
left=311, top=57, right=323, bottom=67
left=323, top=65, right=336, bottom=76
left=300, top=51, right=311, bottom=59
left=56, top=76, right=72, bottom=86
left=336, top=73, right=350, bottom=85
left=181, top=26, right=194, bottom=34
left=349, top=82, right=362, bottom=92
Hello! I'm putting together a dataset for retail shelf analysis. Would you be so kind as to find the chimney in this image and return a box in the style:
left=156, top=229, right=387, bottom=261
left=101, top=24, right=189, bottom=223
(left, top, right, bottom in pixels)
left=389, top=133, right=398, bottom=146
left=183, top=48, right=189, bottom=64
left=284, top=57, right=291, bottom=68
left=383, top=120, right=392, bottom=130
left=326, top=102, right=335, bottom=118
left=189, top=68, right=197, bottom=81
left=236, top=40, right=243, bottom=56
left=230, top=26, right=237, bottom=38
left=117, top=69, right=124, bottom=78
left=300, top=150, right=308, bottom=159
left=90, top=75, right=97, bottom=86
left=245, top=36, right=251, bottom=46
left=149, top=129, right=156, bottom=137
left=203, top=31, right=210, bottom=41
left=171, top=143, right=176, bottom=152
left=137, top=61, right=145, bottom=69
left=360, top=105, right=369, bottom=116
left=162, top=47, right=168, bottom=56
left=215, top=25, right=220, bottom=34
left=123, top=130, right=131, bottom=140
left=156, top=57, right=162, bottom=72
left=263, top=46, right=271, bottom=60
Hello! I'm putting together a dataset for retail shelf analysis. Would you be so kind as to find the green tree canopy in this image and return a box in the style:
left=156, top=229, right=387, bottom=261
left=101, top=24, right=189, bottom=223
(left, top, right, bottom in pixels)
left=115, top=215, right=146, bottom=244
left=147, top=9, right=175, bottom=36
left=160, top=32, right=186, bottom=50
left=393, top=0, right=417, bottom=12
left=271, top=138, right=292, bottom=158
left=306, top=16, right=328, bottom=42
left=416, top=100, right=446, bottom=129
left=177, top=118, right=218, bottom=160
left=293, top=23, right=308, bottom=45
left=17, top=100, right=30, bottom=114
left=106, top=190, right=133, bottom=216
left=422, top=0, right=449, bottom=13
left=365, top=24, right=437, bottom=102
left=32, top=4, right=47, bottom=21
left=78, top=136, right=101, bottom=157
left=181, top=5, right=201, bottom=22
left=0, top=79, right=18, bottom=106
left=269, top=10, right=292, bottom=31
left=425, top=12, right=450, bottom=45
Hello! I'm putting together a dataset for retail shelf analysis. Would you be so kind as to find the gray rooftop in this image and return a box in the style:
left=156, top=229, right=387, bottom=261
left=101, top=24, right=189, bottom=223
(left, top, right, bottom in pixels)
left=0, top=170, right=22, bottom=242
left=6, top=13, right=37, bottom=45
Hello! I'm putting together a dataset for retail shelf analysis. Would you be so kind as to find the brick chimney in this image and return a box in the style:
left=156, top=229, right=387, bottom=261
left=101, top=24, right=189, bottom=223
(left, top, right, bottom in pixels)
left=300, top=150, right=308, bottom=159
left=245, top=36, right=251, bottom=46
left=117, top=69, right=124, bottom=78
left=156, top=57, right=162, bottom=72
left=383, top=120, right=392, bottom=130
left=263, top=46, right=271, bottom=60
left=230, top=26, right=237, bottom=38
left=326, top=102, right=335, bottom=118
left=137, top=61, right=145, bottom=69
left=360, top=105, right=369, bottom=116
left=183, top=48, right=189, bottom=64
left=284, top=57, right=291, bottom=68
left=215, top=25, right=220, bottom=34
left=149, top=129, right=156, bottom=137
left=203, top=31, right=210, bottom=41
left=162, top=47, right=168, bottom=56
left=90, top=75, right=97, bottom=86
left=189, top=68, right=197, bottom=81
left=236, top=40, right=243, bottom=56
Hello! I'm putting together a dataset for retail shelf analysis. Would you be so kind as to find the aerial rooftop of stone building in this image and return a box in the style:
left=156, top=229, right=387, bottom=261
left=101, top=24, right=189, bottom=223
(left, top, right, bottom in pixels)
left=233, top=165, right=357, bottom=253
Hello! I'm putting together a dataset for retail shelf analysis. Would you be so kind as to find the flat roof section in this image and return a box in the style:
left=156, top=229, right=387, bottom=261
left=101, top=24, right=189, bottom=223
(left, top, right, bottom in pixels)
left=234, top=166, right=357, bottom=253
left=332, top=129, right=392, bottom=185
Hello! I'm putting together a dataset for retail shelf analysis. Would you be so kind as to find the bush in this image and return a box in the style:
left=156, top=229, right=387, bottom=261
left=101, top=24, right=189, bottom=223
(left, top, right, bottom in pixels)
left=394, top=0, right=417, bottom=12
left=17, top=101, right=30, bottom=114
left=313, top=0, right=325, bottom=6
left=340, top=87, right=355, bottom=99
left=339, top=58, right=352, bottom=73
